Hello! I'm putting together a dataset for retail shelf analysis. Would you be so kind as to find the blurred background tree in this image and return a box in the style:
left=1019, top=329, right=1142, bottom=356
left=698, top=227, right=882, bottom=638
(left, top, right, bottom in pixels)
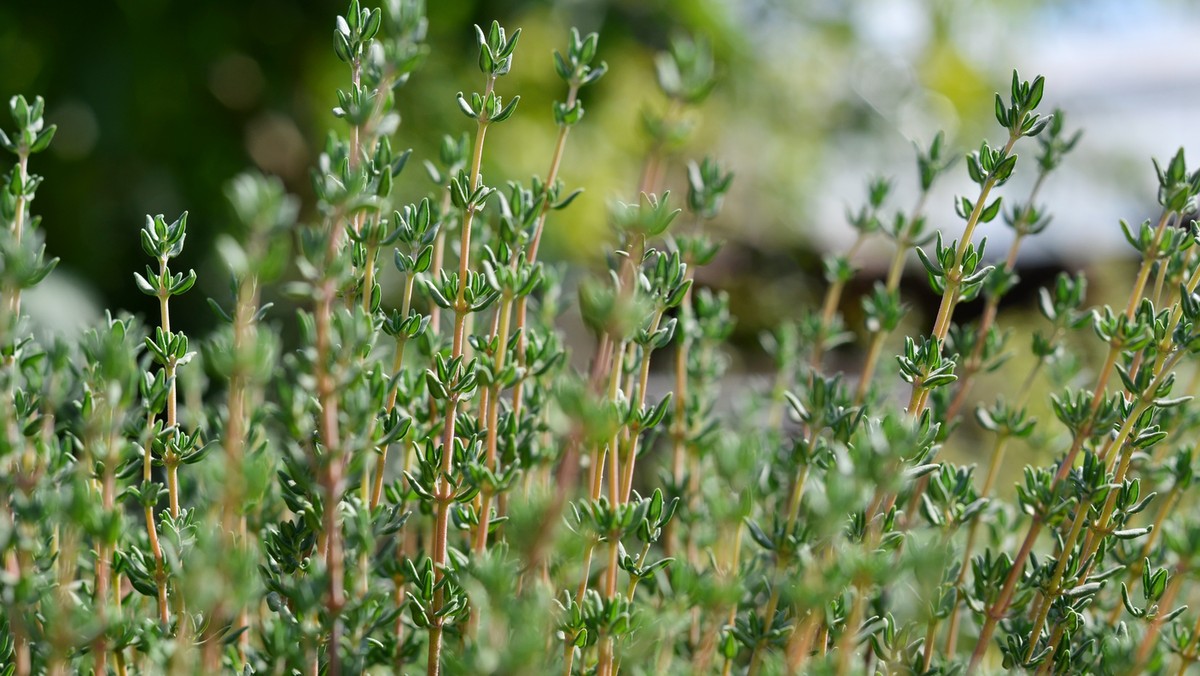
left=3, top=0, right=1198, bottom=352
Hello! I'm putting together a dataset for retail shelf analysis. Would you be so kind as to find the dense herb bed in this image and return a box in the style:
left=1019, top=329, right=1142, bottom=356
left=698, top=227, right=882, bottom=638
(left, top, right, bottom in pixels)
left=4, top=2, right=1200, bottom=674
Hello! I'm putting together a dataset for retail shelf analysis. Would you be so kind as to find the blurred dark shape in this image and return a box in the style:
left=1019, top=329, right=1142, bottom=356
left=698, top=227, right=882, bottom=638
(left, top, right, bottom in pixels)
left=1, top=0, right=684, bottom=333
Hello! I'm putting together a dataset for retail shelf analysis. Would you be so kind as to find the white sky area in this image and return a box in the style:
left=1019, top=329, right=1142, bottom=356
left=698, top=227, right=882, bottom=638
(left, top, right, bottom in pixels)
left=797, top=0, right=1200, bottom=268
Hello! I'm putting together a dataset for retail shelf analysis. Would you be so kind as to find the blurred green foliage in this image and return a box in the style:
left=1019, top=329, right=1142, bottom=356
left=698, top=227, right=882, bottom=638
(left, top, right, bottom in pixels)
left=0, top=1, right=728, bottom=327
left=0, top=0, right=1046, bottom=338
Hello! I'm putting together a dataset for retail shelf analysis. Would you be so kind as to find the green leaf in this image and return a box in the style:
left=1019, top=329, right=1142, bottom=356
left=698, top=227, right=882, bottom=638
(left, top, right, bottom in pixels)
left=134, top=272, right=158, bottom=296
left=1024, top=116, right=1050, bottom=138
left=29, top=125, right=56, bottom=153
left=966, top=155, right=985, bottom=184
left=363, top=8, right=382, bottom=41
left=553, top=188, right=584, bottom=210
left=492, top=95, right=520, bottom=123
left=414, top=245, right=434, bottom=273
left=500, top=28, right=522, bottom=58
left=914, top=246, right=941, bottom=277
left=171, top=270, right=198, bottom=296
left=993, top=93, right=1008, bottom=128
left=425, top=370, right=448, bottom=400
left=979, top=197, right=1003, bottom=223
left=456, top=93, right=476, bottom=119
left=745, top=519, right=774, bottom=551
left=478, top=44, right=495, bottom=75
left=333, top=30, right=353, bottom=62
left=991, top=155, right=1018, bottom=185
left=553, top=51, right=571, bottom=80
left=923, top=373, right=958, bottom=389
left=974, top=406, right=998, bottom=432
left=1029, top=75, right=1045, bottom=109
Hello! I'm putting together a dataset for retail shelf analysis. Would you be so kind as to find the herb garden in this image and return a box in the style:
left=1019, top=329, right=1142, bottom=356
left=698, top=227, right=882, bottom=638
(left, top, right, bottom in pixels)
left=4, top=1, right=1200, bottom=674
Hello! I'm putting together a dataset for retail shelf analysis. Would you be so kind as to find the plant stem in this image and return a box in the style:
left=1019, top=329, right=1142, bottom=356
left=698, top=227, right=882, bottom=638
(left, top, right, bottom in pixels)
left=3, top=151, right=28, bottom=317
left=572, top=220, right=650, bottom=664
left=854, top=192, right=930, bottom=404
left=1132, top=560, right=1187, bottom=671
left=811, top=232, right=869, bottom=371
left=370, top=272, right=416, bottom=510
left=361, top=244, right=378, bottom=314
left=667, top=265, right=696, bottom=536
left=969, top=208, right=1177, bottom=671
left=1174, top=612, right=1200, bottom=675
left=9, top=556, right=29, bottom=676
left=693, top=520, right=744, bottom=672
left=504, top=87, right=587, bottom=568
left=93, top=424, right=119, bottom=676
left=572, top=110, right=679, bottom=572
left=943, top=434, right=1010, bottom=654
left=619, top=313, right=664, bottom=502
left=835, top=580, right=866, bottom=676
left=1023, top=499, right=1088, bottom=662
left=474, top=290, right=515, bottom=553
left=315, top=280, right=345, bottom=675
left=528, top=86, right=579, bottom=264
left=785, top=612, right=821, bottom=674
left=921, top=616, right=938, bottom=671
left=142, top=411, right=169, bottom=626
left=224, top=267, right=263, bottom=661
left=591, top=338, right=629, bottom=676
left=978, top=386, right=1154, bottom=670
left=943, top=343, right=1052, bottom=653
left=314, top=132, right=364, bottom=676
left=1105, top=482, right=1180, bottom=626
left=943, top=173, right=1048, bottom=424
left=562, top=638, right=577, bottom=676
left=911, top=132, right=1020, bottom=416
left=637, top=99, right=681, bottom=196
left=747, top=463, right=810, bottom=675
left=157, top=264, right=182, bottom=520
left=1061, top=264, right=1200, bottom=581
left=596, top=524, right=622, bottom=676
left=427, top=75, right=496, bottom=676
left=428, top=188, right=452, bottom=336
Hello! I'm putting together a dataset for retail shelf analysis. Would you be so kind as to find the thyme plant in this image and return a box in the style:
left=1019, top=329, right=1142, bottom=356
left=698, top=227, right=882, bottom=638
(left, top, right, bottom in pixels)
left=6, top=2, right=1200, bottom=675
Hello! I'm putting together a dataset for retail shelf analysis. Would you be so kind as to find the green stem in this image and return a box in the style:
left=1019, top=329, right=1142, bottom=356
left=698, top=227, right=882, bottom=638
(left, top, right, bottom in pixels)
left=911, top=132, right=1020, bottom=416
left=969, top=209, right=1177, bottom=670
left=944, top=433, right=1011, bottom=654
left=527, top=84, right=579, bottom=264
left=624, top=542, right=652, bottom=600
left=428, top=76, right=495, bottom=676
left=314, top=76, right=370, bottom=666
left=94, top=447, right=116, bottom=676
left=747, top=463, right=810, bottom=675
left=811, top=232, right=869, bottom=371
left=3, top=151, right=28, bottom=317
left=562, top=638, right=577, bottom=676
left=474, top=291, right=515, bottom=553
left=1174, top=612, right=1200, bottom=675
left=1106, top=483, right=1180, bottom=626
left=943, top=257, right=1015, bottom=420
left=370, top=272, right=416, bottom=510
left=619, top=313, right=664, bottom=502
left=665, top=269, right=695, bottom=558
left=1024, top=501, right=1088, bottom=662
left=855, top=192, right=929, bottom=404
left=1133, top=561, right=1187, bottom=670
